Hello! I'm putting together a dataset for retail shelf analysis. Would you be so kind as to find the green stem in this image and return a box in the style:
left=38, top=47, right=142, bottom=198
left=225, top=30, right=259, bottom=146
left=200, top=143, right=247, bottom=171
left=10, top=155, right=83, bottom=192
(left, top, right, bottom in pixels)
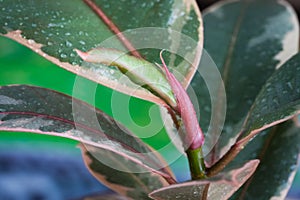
left=186, top=147, right=206, bottom=180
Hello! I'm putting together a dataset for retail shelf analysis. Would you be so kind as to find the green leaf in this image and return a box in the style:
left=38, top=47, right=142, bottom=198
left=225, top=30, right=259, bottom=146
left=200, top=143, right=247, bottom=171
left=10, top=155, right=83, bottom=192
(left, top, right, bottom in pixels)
left=149, top=160, right=259, bottom=200
left=0, top=0, right=203, bottom=106
left=0, top=85, right=176, bottom=189
left=206, top=43, right=300, bottom=179
left=194, top=0, right=299, bottom=166
left=237, top=53, right=300, bottom=143
left=75, top=48, right=176, bottom=107
left=229, top=120, right=300, bottom=199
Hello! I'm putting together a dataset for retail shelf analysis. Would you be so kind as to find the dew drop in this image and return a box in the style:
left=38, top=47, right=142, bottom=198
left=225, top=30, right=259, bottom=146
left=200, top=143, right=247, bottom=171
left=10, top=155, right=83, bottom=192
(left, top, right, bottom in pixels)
left=79, top=40, right=86, bottom=45
left=65, top=40, right=73, bottom=47
left=60, top=54, right=67, bottom=58
left=287, top=82, right=293, bottom=90
left=204, top=106, right=210, bottom=112
left=266, top=87, right=272, bottom=92
left=109, top=69, right=115, bottom=74
left=32, top=23, right=37, bottom=27
left=65, top=32, right=71, bottom=36
left=47, top=41, right=53, bottom=45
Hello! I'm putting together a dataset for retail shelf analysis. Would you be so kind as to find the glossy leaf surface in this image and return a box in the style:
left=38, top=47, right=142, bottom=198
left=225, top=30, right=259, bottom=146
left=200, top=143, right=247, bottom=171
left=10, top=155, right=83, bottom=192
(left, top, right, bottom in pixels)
left=193, top=0, right=299, bottom=165
left=229, top=120, right=300, bottom=199
left=149, top=160, right=259, bottom=200
left=238, top=53, right=300, bottom=143
left=0, top=85, right=176, bottom=190
left=0, top=0, right=203, bottom=106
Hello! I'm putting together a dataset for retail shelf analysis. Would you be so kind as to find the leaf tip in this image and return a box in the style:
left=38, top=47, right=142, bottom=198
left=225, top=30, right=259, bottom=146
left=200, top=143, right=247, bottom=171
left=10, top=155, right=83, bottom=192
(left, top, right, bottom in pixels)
left=75, top=49, right=89, bottom=60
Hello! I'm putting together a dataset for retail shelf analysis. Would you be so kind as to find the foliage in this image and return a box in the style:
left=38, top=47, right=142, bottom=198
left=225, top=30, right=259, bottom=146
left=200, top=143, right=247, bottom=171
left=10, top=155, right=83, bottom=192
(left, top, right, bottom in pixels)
left=0, top=0, right=300, bottom=199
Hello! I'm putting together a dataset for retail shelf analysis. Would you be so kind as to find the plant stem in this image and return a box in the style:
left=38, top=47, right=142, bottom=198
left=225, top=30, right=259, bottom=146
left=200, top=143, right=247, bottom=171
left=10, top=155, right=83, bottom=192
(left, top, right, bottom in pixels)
left=186, top=147, right=206, bottom=180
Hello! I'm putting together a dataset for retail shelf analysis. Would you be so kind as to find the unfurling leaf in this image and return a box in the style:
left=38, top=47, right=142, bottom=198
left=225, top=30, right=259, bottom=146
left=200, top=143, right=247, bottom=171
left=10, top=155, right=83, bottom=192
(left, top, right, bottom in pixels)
left=75, top=48, right=176, bottom=108
left=159, top=51, right=204, bottom=150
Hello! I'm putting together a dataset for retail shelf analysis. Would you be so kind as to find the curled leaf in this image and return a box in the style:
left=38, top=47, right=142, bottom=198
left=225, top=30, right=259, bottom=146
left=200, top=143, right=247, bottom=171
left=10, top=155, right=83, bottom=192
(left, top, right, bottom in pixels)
left=159, top=51, right=204, bottom=150
left=76, top=48, right=176, bottom=108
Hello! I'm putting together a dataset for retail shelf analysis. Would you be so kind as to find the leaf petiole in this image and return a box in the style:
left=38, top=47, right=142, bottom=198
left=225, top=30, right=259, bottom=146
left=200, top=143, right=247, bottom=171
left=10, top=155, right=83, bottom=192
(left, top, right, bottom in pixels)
left=186, top=147, right=206, bottom=180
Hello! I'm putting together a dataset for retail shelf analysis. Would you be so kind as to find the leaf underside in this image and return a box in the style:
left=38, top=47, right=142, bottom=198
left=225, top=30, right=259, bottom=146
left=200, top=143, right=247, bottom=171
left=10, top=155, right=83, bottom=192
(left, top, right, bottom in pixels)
left=81, top=145, right=168, bottom=200
left=149, top=160, right=259, bottom=200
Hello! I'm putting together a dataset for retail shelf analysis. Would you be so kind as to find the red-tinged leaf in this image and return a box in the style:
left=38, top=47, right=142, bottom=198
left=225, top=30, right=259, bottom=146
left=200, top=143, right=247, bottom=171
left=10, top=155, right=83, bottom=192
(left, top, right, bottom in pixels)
left=237, top=52, right=300, bottom=145
left=159, top=51, right=204, bottom=150
left=0, top=85, right=176, bottom=188
left=0, top=0, right=203, bottom=106
left=229, top=120, right=300, bottom=200
left=195, top=0, right=299, bottom=166
left=149, top=160, right=259, bottom=200
left=207, top=53, right=300, bottom=177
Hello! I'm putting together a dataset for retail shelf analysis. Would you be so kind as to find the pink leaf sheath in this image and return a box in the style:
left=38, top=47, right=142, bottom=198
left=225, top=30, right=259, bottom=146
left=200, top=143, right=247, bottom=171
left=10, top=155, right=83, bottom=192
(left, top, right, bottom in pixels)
left=159, top=51, right=204, bottom=150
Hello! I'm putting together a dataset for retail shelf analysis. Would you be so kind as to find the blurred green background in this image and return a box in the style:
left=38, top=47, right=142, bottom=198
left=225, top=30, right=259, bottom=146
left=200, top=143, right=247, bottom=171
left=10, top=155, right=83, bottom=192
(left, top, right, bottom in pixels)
left=0, top=35, right=299, bottom=199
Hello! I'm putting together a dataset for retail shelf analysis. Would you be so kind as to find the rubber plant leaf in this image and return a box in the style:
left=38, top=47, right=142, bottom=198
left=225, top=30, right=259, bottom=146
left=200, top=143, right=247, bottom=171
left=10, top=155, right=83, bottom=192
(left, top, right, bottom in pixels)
left=192, top=0, right=299, bottom=166
left=229, top=120, right=300, bottom=200
left=0, top=85, right=176, bottom=197
left=149, top=160, right=259, bottom=200
left=0, top=0, right=203, bottom=106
